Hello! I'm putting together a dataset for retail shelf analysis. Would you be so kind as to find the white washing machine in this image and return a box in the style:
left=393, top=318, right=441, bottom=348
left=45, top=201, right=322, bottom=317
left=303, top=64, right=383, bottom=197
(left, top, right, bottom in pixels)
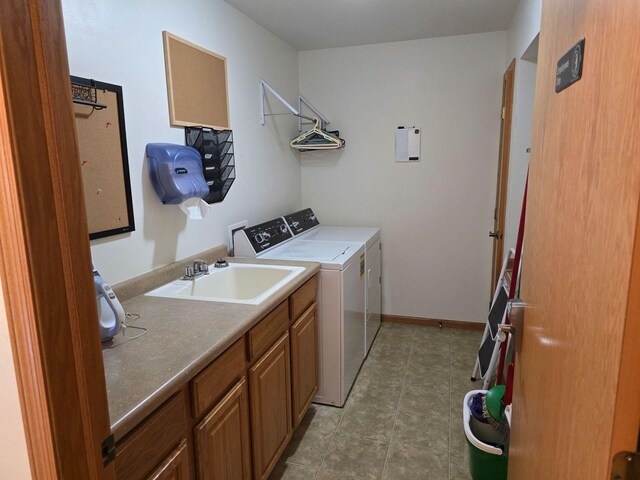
left=233, top=217, right=365, bottom=407
left=283, top=208, right=382, bottom=354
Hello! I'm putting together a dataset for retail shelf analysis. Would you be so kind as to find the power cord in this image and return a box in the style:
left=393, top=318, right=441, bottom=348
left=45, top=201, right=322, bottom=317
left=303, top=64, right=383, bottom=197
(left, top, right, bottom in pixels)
left=122, top=312, right=148, bottom=340
left=104, top=312, right=147, bottom=349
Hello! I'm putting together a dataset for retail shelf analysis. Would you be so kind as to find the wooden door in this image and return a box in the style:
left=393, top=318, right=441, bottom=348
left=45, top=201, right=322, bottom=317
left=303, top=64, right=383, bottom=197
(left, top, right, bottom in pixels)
left=290, top=304, right=319, bottom=428
left=509, top=0, right=640, bottom=478
left=249, top=333, right=292, bottom=480
left=0, top=0, right=115, bottom=478
left=148, top=441, right=191, bottom=480
left=195, top=378, right=251, bottom=480
left=490, top=60, right=516, bottom=297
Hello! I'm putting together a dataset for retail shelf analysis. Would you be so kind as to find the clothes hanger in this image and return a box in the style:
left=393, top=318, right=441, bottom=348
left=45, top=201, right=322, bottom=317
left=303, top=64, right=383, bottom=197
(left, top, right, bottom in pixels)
left=290, top=118, right=325, bottom=144
left=290, top=118, right=344, bottom=150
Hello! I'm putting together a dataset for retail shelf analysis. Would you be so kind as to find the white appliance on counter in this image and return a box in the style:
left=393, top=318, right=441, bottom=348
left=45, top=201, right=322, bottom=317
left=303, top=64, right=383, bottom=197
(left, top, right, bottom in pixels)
left=283, top=208, right=382, bottom=354
left=234, top=217, right=365, bottom=407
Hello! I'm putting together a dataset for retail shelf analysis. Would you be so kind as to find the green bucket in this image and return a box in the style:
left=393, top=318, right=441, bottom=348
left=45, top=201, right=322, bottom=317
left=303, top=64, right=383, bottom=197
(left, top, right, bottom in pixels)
left=463, top=390, right=508, bottom=480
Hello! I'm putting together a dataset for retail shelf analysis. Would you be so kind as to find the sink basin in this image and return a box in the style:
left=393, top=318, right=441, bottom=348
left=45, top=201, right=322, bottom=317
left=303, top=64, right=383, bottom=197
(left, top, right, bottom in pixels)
left=145, top=263, right=305, bottom=305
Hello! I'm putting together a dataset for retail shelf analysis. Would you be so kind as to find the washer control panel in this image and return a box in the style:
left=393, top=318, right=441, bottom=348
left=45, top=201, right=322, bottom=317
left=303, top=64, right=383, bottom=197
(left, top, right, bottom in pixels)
left=284, top=208, right=319, bottom=235
left=244, top=217, right=292, bottom=253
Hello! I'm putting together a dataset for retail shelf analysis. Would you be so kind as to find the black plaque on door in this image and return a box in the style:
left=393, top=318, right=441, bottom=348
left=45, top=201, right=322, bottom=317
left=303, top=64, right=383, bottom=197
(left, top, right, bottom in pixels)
left=556, top=38, right=585, bottom=93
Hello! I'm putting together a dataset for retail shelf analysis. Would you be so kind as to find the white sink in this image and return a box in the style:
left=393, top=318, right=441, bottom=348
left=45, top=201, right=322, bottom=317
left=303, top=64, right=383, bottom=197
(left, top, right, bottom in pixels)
left=145, top=263, right=305, bottom=305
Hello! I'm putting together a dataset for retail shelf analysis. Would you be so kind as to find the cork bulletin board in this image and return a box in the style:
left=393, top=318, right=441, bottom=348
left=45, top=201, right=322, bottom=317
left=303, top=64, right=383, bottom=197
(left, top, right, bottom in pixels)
left=163, top=31, right=230, bottom=130
left=72, top=76, right=135, bottom=240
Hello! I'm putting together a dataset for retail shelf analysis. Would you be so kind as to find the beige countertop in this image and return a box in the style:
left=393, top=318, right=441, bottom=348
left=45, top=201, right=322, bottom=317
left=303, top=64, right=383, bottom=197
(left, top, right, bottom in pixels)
left=102, top=252, right=320, bottom=441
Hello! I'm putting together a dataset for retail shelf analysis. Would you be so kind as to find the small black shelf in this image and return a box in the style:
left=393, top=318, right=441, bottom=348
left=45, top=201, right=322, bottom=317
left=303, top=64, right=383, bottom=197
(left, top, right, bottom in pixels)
left=185, top=127, right=235, bottom=204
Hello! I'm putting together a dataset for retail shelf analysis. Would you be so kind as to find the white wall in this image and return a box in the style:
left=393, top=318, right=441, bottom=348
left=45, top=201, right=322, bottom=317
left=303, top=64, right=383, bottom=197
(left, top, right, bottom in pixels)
left=502, top=0, right=542, bottom=251
left=504, top=59, right=536, bottom=251
left=506, top=0, right=542, bottom=63
left=299, top=32, right=507, bottom=322
left=0, top=279, right=32, bottom=479
left=62, top=0, right=302, bottom=283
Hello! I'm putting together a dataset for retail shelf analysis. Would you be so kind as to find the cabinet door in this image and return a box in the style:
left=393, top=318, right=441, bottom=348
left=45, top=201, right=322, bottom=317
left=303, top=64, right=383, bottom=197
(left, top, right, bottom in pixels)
left=249, top=333, right=292, bottom=480
left=147, top=440, right=191, bottom=480
left=115, top=389, right=191, bottom=480
left=195, top=378, right=252, bottom=480
left=290, top=303, right=319, bottom=428
left=366, top=239, right=382, bottom=353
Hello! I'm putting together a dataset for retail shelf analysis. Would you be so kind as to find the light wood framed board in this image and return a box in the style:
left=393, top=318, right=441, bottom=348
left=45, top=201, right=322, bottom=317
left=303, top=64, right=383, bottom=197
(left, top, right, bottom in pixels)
left=163, top=31, right=230, bottom=130
left=72, top=76, right=135, bottom=240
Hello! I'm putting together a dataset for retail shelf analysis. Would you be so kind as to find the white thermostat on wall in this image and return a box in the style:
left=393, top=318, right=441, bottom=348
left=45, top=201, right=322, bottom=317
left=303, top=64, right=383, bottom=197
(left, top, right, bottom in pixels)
left=395, top=126, right=421, bottom=162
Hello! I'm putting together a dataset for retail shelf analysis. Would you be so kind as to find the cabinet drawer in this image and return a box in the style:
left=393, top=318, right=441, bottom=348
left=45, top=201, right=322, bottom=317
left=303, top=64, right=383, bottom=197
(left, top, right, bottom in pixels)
left=247, top=300, right=289, bottom=362
left=115, top=389, right=190, bottom=480
left=191, top=337, right=246, bottom=418
left=289, top=275, right=318, bottom=322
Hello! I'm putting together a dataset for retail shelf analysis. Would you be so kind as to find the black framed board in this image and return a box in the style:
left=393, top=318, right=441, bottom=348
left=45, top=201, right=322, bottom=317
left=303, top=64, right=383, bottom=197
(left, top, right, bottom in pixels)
left=71, top=76, right=135, bottom=240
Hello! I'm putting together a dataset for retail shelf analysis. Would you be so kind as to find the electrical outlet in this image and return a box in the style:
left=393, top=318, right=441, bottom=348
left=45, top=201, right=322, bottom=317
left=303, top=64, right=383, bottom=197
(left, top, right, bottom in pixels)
left=227, top=220, right=248, bottom=256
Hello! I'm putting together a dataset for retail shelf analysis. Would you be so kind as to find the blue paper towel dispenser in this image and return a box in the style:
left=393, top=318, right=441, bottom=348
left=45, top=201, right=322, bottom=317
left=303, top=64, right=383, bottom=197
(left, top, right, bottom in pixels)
left=146, top=143, right=209, bottom=204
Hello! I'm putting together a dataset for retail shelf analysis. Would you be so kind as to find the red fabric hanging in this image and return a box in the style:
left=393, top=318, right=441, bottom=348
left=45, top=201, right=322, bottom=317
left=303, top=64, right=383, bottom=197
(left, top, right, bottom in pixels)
left=497, top=172, right=528, bottom=385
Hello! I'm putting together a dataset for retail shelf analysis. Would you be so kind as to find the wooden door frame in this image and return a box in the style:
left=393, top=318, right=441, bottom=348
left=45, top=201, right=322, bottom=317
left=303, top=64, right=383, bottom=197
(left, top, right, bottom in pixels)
left=0, top=0, right=114, bottom=478
left=490, top=59, right=516, bottom=297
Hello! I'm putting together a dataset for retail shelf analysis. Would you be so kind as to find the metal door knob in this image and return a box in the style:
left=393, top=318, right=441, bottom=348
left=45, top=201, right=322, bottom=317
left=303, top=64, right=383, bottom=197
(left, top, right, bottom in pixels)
left=506, top=299, right=527, bottom=354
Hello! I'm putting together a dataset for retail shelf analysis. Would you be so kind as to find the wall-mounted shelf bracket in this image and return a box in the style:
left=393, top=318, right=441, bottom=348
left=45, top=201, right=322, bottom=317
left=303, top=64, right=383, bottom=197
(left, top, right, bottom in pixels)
left=298, top=95, right=329, bottom=132
left=259, top=79, right=330, bottom=131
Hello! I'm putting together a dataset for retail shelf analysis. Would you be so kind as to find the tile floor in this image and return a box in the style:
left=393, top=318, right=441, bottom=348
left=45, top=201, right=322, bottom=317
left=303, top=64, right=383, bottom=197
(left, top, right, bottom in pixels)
left=270, top=322, right=481, bottom=480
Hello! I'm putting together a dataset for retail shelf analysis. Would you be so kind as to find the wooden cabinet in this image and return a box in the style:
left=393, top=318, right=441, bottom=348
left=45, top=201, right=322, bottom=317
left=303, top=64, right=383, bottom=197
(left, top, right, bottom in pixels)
left=115, top=389, right=193, bottom=480
left=289, top=276, right=318, bottom=321
left=191, top=337, right=246, bottom=418
left=249, top=332, right=292, bottom=480
left=290, top=303, right=319, bottom=428
left=195, top=378, right=252, bottom=480
left=114, top=274, right=319, bottom=480
left=147, top=441, right=191, bottom=480
left=247, top=300, right=289, bottom=362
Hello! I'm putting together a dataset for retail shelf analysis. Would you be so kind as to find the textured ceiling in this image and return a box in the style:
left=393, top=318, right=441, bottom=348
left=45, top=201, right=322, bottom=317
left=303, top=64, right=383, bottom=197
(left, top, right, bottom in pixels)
left=225, top=0, right=519, bottom=51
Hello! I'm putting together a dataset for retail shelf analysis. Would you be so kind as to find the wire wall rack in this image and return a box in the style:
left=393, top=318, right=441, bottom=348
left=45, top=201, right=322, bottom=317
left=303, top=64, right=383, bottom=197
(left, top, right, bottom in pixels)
left=71, top=79, right=107, bottom=110
left=185, top=127, right=235, bottom=204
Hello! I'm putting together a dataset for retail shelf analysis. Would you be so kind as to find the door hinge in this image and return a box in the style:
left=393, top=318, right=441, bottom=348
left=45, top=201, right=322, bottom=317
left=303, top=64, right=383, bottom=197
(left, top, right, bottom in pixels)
left=101, top=434, right=116, bottom=466
left=611, top=451, right=640, bottom=479
left=501, top=106, right=506, bottom=119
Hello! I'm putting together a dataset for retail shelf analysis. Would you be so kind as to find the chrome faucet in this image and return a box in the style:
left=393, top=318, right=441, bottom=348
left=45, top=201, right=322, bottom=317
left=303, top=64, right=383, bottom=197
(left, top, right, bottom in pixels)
left=182, top=260, right=209, bottom=280
left=193, top=259, right=209, bottom=275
